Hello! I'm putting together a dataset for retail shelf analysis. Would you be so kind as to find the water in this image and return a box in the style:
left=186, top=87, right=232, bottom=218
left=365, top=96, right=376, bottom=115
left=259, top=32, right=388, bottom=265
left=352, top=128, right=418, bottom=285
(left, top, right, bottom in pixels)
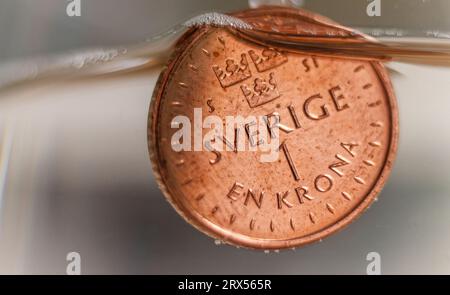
left=2, top=6, right=450, bottom=274
left=2, top=8, right=450, bottom=90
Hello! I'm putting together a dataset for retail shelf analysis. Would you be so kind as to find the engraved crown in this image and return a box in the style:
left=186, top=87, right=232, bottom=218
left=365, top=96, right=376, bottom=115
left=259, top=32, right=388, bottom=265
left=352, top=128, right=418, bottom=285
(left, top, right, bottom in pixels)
left=240, top=72, right=280, bottom=108
left=248, top=48, right=288, bottom=72
left=212, top=54, right=251, bottom=88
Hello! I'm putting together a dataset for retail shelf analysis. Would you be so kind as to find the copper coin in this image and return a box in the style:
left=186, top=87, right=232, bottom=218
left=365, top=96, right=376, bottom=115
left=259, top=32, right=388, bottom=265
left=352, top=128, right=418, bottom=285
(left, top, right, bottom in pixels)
left=148, top=7, right=398, bottom=249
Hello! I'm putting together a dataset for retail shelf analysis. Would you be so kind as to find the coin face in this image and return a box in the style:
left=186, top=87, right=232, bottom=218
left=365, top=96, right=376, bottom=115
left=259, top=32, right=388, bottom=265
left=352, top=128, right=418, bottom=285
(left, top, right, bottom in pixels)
left=148, top=8, right=398, bottom=249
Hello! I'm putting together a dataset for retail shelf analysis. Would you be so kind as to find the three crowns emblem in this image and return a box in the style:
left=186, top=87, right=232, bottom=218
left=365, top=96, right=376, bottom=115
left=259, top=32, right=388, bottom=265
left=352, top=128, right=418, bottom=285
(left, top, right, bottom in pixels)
left=212, top=48, right=287, bottom=108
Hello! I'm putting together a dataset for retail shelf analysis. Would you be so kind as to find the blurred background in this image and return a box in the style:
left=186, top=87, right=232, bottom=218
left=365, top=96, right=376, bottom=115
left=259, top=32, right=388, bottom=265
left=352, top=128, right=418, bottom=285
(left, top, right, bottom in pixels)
left=0, top=0, right=450, bottom=274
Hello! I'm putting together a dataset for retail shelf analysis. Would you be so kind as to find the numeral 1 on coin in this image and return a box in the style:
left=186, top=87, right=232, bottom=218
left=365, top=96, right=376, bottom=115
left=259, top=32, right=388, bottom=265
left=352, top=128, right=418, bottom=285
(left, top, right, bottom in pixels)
left=280, top=141, right=300, bottom=181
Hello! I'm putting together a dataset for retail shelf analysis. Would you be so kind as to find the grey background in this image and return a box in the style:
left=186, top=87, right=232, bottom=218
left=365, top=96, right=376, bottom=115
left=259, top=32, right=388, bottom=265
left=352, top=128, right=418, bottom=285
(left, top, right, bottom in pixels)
left=0, top=0, right=449, bottom=274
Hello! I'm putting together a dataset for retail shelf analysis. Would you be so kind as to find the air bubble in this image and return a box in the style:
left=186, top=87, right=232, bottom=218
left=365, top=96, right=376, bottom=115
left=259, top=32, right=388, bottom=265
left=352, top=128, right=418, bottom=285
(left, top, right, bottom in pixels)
left=183, top=13, right=252, bottom=30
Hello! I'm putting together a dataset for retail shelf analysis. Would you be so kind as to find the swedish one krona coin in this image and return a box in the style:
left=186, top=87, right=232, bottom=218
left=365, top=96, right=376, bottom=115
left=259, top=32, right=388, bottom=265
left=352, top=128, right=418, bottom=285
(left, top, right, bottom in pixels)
left=148, top=7, right=398, bottom=249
